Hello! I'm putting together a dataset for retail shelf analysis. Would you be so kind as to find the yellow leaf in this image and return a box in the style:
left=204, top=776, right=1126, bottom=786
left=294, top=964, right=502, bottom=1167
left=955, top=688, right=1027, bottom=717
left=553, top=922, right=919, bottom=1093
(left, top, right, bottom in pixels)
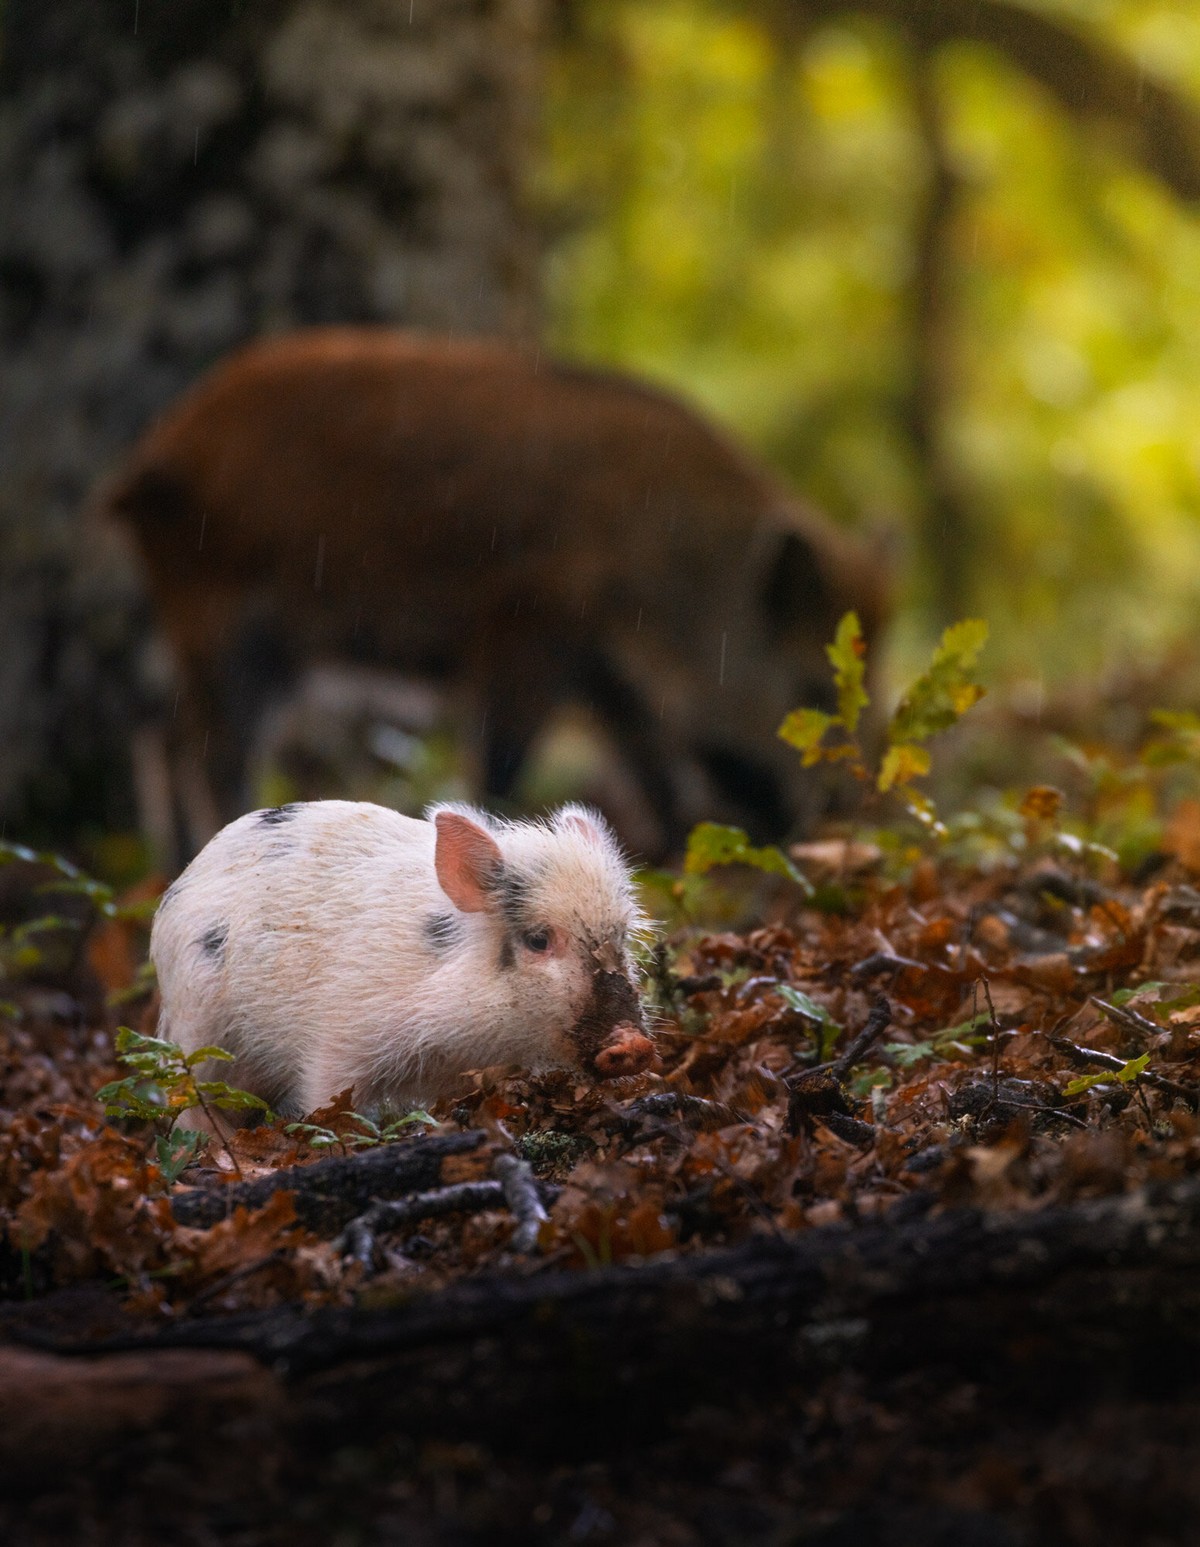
left=878, top=743, right=930, bottom=793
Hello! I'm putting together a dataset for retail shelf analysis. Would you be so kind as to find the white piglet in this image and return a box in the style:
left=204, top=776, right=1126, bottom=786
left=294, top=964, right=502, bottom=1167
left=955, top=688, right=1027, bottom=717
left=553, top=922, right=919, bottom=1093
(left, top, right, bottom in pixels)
left=151, top=800, right=656, bottom=1118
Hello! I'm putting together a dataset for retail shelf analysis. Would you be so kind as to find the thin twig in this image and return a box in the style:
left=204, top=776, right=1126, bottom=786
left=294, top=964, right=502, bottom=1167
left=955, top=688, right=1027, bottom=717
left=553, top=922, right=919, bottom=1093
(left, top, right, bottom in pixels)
left=494, top=1153, right=549, bottom=1253
left=337, top=1181, right=507, bottom=1265
left=190, top=1089, right=243, bottom=1180
left=981, top=976, right=1002, bottom=1102
left=1090, top=995, right=1165, bottom=1040
left=829, top=995, right=893, bottom=1082
left=1071, top=1010, right=1198, bottom=1109
left=850, top=951, right=937, bottom=983
left=1049, top=1031, right=1198, bottom=1112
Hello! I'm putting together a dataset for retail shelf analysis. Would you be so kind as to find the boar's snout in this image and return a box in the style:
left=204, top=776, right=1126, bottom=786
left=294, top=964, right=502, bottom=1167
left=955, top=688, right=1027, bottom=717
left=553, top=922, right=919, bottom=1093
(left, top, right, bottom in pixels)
left=593, top=1024, right=658, bottom=1079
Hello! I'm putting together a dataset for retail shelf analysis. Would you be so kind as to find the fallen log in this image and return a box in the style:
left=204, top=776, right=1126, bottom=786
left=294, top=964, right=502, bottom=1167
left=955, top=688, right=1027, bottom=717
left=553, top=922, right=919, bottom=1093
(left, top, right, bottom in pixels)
left=8, top=1175, right=1200, bottom=1547
left=169, top=1130, right=487, bottom=1233
left=11, top=1175, right=1200, bottom=1444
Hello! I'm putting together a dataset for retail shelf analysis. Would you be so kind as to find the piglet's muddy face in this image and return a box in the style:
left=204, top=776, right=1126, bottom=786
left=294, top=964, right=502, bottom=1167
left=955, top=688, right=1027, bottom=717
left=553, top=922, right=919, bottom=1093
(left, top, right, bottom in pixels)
left=571, top=940, right=657, bottom=1079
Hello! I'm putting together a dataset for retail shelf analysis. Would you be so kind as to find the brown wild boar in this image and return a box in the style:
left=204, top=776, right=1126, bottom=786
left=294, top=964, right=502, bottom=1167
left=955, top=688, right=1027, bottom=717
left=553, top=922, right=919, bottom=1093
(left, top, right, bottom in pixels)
left=101, top=328, right=887, bottom=856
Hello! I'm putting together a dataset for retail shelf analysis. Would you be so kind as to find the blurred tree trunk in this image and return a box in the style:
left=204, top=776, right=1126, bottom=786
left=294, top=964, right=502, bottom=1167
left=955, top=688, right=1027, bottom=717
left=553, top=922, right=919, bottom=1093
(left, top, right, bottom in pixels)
left=0, top=0, right=543, bottom=846
left=906, top=57, right=966, bottom=630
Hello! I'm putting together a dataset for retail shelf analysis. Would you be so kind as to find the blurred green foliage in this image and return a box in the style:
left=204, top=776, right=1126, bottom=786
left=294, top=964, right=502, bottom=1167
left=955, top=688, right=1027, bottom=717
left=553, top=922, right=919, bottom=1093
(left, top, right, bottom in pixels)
left=541, top=0, right=1200, bottom=690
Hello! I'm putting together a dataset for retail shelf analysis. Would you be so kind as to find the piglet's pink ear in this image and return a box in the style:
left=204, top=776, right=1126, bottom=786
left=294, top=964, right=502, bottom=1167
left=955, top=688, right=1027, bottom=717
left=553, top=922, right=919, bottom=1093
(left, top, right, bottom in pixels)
left=557, top=807, right=607, bottom=846
left=434, top=812, right=504, bottom=913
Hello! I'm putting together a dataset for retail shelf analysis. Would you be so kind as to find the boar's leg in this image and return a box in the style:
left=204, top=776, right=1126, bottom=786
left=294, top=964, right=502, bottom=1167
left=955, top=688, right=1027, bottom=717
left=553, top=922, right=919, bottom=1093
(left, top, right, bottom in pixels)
left=472, top=616, right=571, bottom=800
left=471, top=616, right=684, bottom=856
left=177, top=612, right=300, bottom=831
left=694, top=744, right=791, bottom=844
left=576, top=649, right=684, bottom=849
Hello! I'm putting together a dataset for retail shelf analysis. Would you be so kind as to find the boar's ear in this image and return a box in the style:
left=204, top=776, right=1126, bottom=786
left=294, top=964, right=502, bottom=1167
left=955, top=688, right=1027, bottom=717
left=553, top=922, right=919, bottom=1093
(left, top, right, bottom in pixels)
left=434, top=812, right=504, bottom=913
left=760, top=530, right=832, bottom=635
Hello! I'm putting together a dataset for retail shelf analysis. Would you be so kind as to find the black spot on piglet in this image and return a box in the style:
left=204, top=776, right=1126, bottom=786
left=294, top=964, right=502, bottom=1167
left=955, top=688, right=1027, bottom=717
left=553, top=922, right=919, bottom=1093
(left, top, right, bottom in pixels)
left=423, top=913, right=459, bottom=952
left=198, top=923, right=229, bottom=960
left=259, top=803, right=301, bottom=826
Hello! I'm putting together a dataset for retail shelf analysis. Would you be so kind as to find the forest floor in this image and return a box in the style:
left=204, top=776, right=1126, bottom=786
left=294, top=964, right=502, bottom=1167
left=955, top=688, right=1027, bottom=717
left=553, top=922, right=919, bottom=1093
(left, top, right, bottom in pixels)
left=4, top=837, right=1200, bottom=1544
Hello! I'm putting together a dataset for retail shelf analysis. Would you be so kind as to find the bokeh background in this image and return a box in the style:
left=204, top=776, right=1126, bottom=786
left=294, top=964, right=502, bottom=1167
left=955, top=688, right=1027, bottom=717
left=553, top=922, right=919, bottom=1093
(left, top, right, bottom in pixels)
left=4, top=0, right=1200, bottom=864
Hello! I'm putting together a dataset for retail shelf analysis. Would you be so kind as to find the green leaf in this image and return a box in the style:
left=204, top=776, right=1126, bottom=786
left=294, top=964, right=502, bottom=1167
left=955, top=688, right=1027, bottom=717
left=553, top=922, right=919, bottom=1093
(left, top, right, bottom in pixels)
left=850, top=1067, right=892, bottom=1098
left=115, top=1028, right=185, bottom=1058
left=96, top=1075, right=167, bottom=1121
left=156, top=1129, right=205, bottom=1185
left=106, top=960, right=159, bottom=1009
left=777, top=984, right=837, bottom=1028
left=777, top=984, right=842, bottom=1058
left=932, top=1013, right=992, bottom=1047
left=1063, top=1052, right=1151, bottom=1097
left=884, top=1039, right=936, bottom=1067
left=826, top=611, right=869, bottom=736
left=1051, top=831, right=1118, bottom=864
left=285, top=1122, right=340, bottom=1145
left=777, top=707, right=838, bottom=766
left=184, top=1045, right=236, bottom=1067
left=1110, top=983, right=1172, bottom=1008
left=9, top=915, right=83, bottom=945
left=684, top=823, right=810, bottom=890
left=1144, top=710, right=1200, bottom=764
left=195, top=1080, right=273, bottom=1113
left=385, top=1110, right=438, bottom=1133
left=116, top=1049, right=179, bottom=1072
left=889, top=619, right=989, bottom=745
left=33, top=876, right=114, bottom=905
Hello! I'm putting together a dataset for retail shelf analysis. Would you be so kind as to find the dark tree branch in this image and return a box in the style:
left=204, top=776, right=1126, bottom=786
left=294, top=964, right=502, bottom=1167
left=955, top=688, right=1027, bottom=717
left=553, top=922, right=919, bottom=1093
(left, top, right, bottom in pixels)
left=794, top=0, right=1200, bottom=204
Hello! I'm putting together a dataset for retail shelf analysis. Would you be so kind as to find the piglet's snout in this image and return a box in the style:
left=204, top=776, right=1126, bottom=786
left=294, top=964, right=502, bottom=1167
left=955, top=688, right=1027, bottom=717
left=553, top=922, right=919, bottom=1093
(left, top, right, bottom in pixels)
left=593, top=1024, right=657, bottom=1078
left=574, top=961, right=656, bottom=1079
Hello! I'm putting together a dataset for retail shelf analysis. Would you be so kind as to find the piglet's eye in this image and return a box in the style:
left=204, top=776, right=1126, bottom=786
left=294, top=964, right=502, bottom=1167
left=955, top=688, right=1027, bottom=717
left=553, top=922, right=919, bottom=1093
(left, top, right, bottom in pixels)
left=523, top=927, right=553, bottom=953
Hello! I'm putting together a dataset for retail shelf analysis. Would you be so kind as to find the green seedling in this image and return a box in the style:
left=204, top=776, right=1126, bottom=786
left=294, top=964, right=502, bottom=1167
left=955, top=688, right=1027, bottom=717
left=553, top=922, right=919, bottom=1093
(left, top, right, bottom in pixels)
left=778, top=612, right=989, bottom=839
left=0, top=841, right=158, bottom=981
left=97, top=1027, right=273, bottom=1181
left=683, top=822, right=810, bottom=893
left=1063, top=1052, right=1151, bottom=1098
left=285, top=1109, right=436, bottom=1152
left=883, top=1012, right=994, bottom=1070
left=777, top=984, right=842, bottom=1061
